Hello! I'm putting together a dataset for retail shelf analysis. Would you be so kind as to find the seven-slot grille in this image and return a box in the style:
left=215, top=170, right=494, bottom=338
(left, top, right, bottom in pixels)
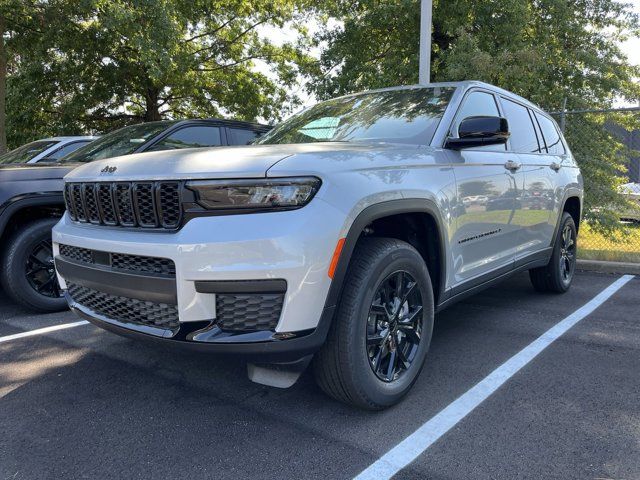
left=64, top=181, right=182, bottom=229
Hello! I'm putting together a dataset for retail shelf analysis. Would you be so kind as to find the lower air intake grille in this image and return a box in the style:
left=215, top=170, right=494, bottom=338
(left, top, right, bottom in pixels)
left=216, top=294, right=283, bottom=332
left=67, top=283, right=179, bottom=330
left=59, top=244, right=93, bottom=264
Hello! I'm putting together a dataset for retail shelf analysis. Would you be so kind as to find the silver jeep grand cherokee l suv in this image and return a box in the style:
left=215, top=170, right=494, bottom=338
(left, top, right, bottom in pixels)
left=53, top=81, right=583, bottom=409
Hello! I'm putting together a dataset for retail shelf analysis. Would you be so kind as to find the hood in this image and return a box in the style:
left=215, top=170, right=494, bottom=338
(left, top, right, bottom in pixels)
left=0, top=163, right=78, bottom=182
left=63, top=143, right=403, bottom=182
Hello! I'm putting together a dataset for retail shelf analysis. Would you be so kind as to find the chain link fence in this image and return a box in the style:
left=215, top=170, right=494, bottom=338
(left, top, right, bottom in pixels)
left=552, top=106, right=640, bottom=263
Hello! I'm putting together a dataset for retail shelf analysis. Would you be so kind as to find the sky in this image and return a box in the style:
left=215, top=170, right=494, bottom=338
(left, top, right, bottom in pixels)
left=621, top=0, right=640, bottom=70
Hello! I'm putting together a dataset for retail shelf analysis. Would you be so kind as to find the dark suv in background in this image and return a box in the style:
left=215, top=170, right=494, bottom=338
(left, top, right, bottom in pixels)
left=0, top=118, right=270, bottom=312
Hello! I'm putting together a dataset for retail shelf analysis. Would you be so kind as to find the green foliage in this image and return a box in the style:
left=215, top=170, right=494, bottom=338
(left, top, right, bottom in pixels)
left=307, top=0, right=640, bottom=109
left=2, top=0, right=311, bottom=147
left=557, top=111, right=640, bottom=236
left=306, top=0, right=640, bottom=233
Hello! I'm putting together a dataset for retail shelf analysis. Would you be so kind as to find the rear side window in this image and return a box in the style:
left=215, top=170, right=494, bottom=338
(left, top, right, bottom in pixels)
left=228, top=128, right=260, bottom=145
left=148, top=126, right=222, bottom=151
left=500, top=98, right=541, bottom=153
left=453, top=91, right=505, bottom=151
left=535, top=113, right=565, bottom=155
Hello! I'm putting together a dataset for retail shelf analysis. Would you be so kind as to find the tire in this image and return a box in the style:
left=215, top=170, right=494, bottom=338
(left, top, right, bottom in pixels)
left=529, top=212, right=577, bottom=294
left=0, top=217, right=67, bottom=312
left=314, top=237, right=434, bottom=410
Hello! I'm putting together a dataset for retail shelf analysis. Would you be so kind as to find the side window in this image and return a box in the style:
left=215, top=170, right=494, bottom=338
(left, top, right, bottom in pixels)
left=500, top=98, right=541, bottom=153
left=42, top=141, right=91, bottom=161
left=228, top=128, right=259, bottom=145
left=535, top=113, right=565, bottom=155
left=453, top=91, right=505, bottom=151
left=148, top=126, right=222, bottom=151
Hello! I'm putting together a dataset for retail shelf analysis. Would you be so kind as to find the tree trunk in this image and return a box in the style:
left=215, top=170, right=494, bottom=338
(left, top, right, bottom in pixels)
left=0, top=15, right=7, bottom=154
left=144, top=88, right=162, bottom=122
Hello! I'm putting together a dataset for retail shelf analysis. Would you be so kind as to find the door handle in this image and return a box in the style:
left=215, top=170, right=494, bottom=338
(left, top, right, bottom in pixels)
left=550, top=162, right=562, bottom=171
left=504, top=160, right=521, bottom=171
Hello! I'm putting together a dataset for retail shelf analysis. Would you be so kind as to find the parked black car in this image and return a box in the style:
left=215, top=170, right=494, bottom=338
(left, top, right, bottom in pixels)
left=0, top=119, right=270, bottom=312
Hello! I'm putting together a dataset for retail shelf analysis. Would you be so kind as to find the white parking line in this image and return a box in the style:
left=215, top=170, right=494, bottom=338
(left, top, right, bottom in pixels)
left=354, top=274, right=635, bottom=480
left=0, top=320, right=90, bottom=344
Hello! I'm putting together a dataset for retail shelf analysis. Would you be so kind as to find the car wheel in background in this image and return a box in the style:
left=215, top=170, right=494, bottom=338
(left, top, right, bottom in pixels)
left=1, top=217, right=67, bottom=312
left=529, top=212, right=577, bottom=294
left=314, top=237, right=434, bottom=410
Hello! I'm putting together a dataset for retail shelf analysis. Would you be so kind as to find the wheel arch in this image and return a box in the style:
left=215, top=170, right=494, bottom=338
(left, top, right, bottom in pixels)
left=324, top=199, right=448, bottom=314
left=0, top=193, right=65, bottom=248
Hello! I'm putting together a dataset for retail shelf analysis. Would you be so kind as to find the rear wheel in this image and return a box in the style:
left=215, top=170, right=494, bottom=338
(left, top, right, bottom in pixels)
left=529, top=212, right=577, bottom=293
left=0, top=217, right=67, bottom=312
left=314, top=237, right=434, bottom=410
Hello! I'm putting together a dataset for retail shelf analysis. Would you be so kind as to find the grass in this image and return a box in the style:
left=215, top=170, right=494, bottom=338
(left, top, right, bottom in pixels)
left=578, top=223, right=640, bottom=263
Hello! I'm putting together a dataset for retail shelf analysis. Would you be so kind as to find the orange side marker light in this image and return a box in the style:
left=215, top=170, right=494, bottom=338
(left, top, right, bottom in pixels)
left=328, top=237, right=346, bottom=279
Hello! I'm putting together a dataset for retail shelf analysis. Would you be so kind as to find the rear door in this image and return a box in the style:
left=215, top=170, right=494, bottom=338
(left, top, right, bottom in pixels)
left=498, top=97, right=557, bottom=260
left=445, top=89, right=522, bottom=286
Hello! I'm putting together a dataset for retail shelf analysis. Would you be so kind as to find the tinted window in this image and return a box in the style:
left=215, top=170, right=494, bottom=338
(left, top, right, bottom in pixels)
left=229, top=128, right=259, bottom=145
left=148, top=126, right=222, bottom=151
left=454, top=91, right=504, bottom=151
left=501, top=98, right=540, bottom=153
left=42, top=140, right=92, bottom=161
left=535, top=113, right=565, bottom=154
left=258, top=87, right=455, bottom=145
left=62, top=121, right=175, bottom=163
left=0, top=140, right=59, bottom=164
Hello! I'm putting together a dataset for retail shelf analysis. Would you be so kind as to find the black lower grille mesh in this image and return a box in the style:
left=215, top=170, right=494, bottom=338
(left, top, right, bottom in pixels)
left=67, top=283, right=179, bottom=330
left=59, top=244, right=93, bottom=263
left=58, top=244, right=176, bottom=276
left=216, top=294, right=283, bottom=332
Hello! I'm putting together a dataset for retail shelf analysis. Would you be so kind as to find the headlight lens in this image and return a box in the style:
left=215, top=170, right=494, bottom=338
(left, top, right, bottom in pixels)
left=186, top=177, right=321, bottom=211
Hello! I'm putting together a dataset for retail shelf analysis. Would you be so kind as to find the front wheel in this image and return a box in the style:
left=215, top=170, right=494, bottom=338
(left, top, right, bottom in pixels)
left=529, top=212, right=577, bottom=293
left=0, top=217, right=67, bottom=312
left=314, top=237, right=434, bottom=410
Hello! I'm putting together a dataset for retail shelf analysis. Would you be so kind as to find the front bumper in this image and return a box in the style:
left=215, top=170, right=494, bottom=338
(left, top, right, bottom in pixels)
left=68, top=294, right=334, bottom=362
left=53, top=199, right=345, bottom=359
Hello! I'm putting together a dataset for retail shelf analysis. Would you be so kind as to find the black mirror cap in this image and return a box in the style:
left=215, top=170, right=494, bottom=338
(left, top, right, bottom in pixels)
left=446, top=116, right=510, bottom=150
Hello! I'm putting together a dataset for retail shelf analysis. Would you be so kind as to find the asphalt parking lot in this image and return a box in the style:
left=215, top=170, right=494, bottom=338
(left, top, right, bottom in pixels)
left=1, top=270, right=638, bottom=480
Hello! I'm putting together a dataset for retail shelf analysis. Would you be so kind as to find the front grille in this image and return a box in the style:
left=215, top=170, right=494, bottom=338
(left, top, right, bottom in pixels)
left=58, top=244, right=176, bottom=276
left=65, top=181, right=182, bottom=230
left=216, top=294, right=284, bottom=332
left=67, top=283, right=179, bottom=330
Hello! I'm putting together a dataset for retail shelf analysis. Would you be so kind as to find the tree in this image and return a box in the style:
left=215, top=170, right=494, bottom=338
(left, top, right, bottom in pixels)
left=305, top=0, right=640, bottom=234
left=306, top=0, right=639, bottom=108
left=3, top=0, right=311, bottom=148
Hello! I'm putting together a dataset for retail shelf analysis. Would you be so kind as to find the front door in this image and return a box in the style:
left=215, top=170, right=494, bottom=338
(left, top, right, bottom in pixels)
left=446, top=90, right=521, bottom=286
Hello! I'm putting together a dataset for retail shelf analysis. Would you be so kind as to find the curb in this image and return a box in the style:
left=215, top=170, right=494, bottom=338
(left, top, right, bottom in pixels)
left=577, top=259, right=640, bottom=275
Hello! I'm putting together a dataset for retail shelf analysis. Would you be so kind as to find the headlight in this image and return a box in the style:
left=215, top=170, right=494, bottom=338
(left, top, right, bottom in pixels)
left=186, top=177, right=321, bottom=212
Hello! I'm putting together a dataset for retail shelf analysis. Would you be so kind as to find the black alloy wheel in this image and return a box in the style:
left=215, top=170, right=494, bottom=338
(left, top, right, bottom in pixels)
left=559, top=223, right=576, bottom=284
left=0, top=217, right=68, bottom=312
left=366, top=271, right=424, bottom=383
left=25, top=239, right=62, bottom=299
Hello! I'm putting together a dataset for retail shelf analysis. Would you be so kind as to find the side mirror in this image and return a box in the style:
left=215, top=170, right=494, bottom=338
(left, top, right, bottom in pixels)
left=445, top=116, right=510, bottom=150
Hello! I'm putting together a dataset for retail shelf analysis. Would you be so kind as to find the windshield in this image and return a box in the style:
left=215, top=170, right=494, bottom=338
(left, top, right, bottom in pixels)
left=0, top=140, right=59, bottom=164
left=257, top=87, right=455, bottom=146
left=61, top=121, right=176, bottom=163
